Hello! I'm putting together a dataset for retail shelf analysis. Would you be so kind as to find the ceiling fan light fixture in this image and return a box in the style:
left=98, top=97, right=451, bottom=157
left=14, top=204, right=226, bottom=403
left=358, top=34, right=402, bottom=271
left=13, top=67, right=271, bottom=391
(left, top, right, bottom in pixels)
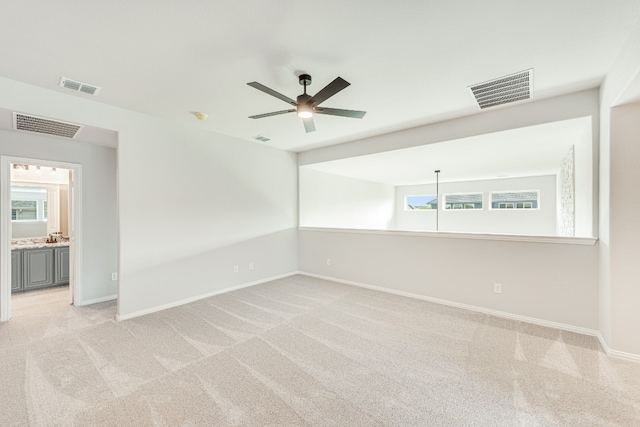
left=297, top=104, right=313, bottom=118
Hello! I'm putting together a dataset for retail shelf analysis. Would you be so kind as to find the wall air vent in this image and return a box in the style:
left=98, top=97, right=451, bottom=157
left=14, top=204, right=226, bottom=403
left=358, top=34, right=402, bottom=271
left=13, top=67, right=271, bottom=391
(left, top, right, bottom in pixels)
left=60, top=76, right=101, bottom=96
left=253, top=135, right=271, bottom=142
left=13, top=113, right=83, bottom=139
left=469, top=69, right=533, bottom=109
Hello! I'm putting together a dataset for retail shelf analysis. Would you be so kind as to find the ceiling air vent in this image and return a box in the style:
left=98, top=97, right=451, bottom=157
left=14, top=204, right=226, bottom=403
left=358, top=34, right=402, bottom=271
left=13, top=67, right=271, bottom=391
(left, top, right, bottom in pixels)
left=60, top=76, right=101, bottom=96
left=469, top=69, right=533, bottom=109
left=13, top=113, right=83, bottom=139
left=253, top=135, right=271, bottom=142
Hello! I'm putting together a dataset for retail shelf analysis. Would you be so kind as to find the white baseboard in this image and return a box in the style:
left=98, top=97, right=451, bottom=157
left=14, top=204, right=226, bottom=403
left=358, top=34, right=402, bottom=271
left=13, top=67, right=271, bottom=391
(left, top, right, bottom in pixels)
left=78, top=294, right=117, bottom=306
left=115, top=272, right=298, bottom=321
left=300, top=272, right=640, bottom=362
left=595, top=332, right=640, bottom=363
left=299, top=272, right=599, bottom=337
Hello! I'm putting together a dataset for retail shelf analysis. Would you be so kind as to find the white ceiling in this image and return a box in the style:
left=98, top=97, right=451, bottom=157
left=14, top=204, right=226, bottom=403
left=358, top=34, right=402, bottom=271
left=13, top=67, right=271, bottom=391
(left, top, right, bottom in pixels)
left=303, top=117, right=591, bottom=185
left=0, top=1, right=638, bottom=152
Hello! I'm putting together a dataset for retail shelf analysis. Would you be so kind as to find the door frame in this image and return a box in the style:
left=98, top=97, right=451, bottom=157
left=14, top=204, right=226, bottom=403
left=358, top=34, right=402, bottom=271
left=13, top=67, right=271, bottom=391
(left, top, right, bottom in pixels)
left=0, top=156, right=83, bottom=322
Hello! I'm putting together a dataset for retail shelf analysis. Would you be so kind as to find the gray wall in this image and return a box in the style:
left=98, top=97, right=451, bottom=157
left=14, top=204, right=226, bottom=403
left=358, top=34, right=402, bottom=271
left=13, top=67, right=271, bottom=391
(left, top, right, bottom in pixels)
left=298, top=90, right=601, bottom=332
left=598, top=16, right=640, bottom=357
left=299, top=229, right=599, bottom=330
left=0, top=129, right=118, bottom=302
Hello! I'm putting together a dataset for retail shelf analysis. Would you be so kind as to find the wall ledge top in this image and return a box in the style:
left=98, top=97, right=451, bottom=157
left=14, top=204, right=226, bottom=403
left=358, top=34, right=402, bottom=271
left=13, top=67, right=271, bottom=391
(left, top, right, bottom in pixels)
left=298, top=227, right=598, bottom=246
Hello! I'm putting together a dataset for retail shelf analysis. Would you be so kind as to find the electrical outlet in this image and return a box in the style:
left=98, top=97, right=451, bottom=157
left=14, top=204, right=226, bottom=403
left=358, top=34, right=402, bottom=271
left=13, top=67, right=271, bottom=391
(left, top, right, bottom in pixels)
left=111, top=272, right=118, bottom=281
left=494, top=283, right=502, bottom=294
left=326, top=258, right=331, bottom=266
left=234, top=265, right=239, bottom=273
left=249, top=262, right=254, bottom=270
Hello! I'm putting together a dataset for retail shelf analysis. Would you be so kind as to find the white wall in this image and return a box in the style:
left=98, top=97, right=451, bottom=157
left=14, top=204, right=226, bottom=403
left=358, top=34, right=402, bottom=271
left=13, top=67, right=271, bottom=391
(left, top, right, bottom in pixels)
left=300, top=168, right=395, bottom=230
left=574, top=122, right=594, bottom=237
left=12, top=221, right=47, bottom=239
left=394, top=175, right=556, bottom=235
left=118, top=124, right=298, bottom=317
left=299, top=90, right=599, bottom=237
left=0, top=129, right=118, bottom=302
left=299, top=229, right=598, bottom=330
left=599, top=16, right=640, bottom=356
left=0, top=76, right=298, bottom=318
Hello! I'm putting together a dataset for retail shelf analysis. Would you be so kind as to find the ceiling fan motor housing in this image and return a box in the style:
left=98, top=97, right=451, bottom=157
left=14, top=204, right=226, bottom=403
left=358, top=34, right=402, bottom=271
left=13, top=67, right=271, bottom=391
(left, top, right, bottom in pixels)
left=298, top=74, right=312, bottom=87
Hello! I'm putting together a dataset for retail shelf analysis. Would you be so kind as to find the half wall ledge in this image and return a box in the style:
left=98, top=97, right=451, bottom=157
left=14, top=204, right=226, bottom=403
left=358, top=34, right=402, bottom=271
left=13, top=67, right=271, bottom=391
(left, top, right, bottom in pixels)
left=298, top=227, right=598, bottom=246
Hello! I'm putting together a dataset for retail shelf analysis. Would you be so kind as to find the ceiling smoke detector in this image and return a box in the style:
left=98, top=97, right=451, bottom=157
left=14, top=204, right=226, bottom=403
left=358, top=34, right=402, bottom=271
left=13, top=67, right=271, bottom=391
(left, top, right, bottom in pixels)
left=60, top=76, right=101, bottom=96
left=13, top=113, right=84, bottom=138
left=469, top=69, right=533, bottom=109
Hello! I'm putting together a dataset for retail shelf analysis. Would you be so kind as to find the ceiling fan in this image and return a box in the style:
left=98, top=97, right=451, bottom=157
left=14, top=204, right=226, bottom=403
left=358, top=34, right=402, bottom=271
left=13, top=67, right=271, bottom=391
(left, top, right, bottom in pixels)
left=247, top=74, right=366, bottom=133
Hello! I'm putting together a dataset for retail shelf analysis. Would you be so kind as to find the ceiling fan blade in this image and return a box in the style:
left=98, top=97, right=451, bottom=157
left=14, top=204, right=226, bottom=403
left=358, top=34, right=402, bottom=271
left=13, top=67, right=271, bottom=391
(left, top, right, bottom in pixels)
left=247, top=82, right=297, bottom=106
left=309, top=77, right=350, bottom=106
left=302, top=117, right=316, bottom=133
left=249, top=109, right=295, bottom=119
left=315, top=107, right=366, bottom=119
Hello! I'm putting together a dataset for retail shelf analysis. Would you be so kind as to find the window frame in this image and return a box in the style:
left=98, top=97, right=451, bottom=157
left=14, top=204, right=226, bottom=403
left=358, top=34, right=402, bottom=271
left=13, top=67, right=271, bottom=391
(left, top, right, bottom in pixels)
left=404, top=194, right=438, bottom=211
left=490, top=190, right=540, bottom=210
left=443, top=192, right=484, bottom=210
left=10, top=187, right=48, bottom=222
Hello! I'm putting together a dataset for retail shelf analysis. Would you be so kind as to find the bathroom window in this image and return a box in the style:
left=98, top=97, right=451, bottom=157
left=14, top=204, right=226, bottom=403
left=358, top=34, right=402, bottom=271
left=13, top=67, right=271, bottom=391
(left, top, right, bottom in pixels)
left=11, top=200, right=37, bottom=221
left=11, top=187, right=48, bottom=222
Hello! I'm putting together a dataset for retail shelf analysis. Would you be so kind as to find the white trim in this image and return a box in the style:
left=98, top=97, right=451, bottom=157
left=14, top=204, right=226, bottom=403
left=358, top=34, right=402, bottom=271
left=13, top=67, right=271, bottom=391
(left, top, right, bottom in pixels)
left=79, top=294, right=117, bottom=306
left=71, top=167, right=83, bottom=305
left=1, top=156, right=83, bottom=322
left=596, top=332, right=640, bottom=363
left=0, top=159, right=11, bottom=321
left=115, top=272, right=298, bottom=321
left=298, top=227, right=598, bottom=245
left=299, top=272, right=599, bottom=336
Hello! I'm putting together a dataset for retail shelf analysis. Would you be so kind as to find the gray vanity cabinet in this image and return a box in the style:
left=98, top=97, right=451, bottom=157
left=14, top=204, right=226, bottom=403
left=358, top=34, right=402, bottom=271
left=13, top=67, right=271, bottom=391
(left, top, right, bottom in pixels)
left=11, top=246, right=70, bottom=293
left=11, top=251, right=22, bottom=292
left=55, top=247, right=70, bottom=285
left=23, top=248, right=55, bottom=291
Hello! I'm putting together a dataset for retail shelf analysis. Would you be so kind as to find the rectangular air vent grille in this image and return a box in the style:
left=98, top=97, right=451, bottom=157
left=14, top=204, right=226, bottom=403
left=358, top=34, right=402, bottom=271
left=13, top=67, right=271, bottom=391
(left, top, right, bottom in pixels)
left=14, top=113, right=83, bottom=138
left=253, top=135, right=271, bottom=142
left=60, top=77, right=101, bottom=96
left=469, top=69, right=532, bottom=109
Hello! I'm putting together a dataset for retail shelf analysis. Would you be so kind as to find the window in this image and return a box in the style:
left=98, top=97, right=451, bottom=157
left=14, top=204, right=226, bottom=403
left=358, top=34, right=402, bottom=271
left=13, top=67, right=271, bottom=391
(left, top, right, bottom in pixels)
left=444, top=193, right=483, bottom=210
left=11, top=187, right=48, bottom=222
left=405, top=195, right=437, bottom=210
left=11, top=200, right=37, bottom=220
left=491, top=191, right=539, bottom=209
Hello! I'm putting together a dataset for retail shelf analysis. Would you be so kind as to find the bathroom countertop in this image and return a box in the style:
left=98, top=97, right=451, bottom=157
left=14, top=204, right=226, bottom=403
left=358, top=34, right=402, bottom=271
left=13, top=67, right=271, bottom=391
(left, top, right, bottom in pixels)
left=11, top=239, right=70, bottom=250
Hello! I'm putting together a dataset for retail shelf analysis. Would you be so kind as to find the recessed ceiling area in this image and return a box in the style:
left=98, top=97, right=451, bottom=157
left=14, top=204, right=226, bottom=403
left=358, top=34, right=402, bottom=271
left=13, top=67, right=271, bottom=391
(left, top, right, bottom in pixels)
left=0, top=1, right=637, bottom=151
left=303, top=117, right=591, bottom=186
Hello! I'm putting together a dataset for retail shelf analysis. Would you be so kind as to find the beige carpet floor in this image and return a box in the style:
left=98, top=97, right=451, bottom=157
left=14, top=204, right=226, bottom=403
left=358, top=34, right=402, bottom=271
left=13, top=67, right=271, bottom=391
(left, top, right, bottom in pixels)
left=1, top=275, right=639, bottom=426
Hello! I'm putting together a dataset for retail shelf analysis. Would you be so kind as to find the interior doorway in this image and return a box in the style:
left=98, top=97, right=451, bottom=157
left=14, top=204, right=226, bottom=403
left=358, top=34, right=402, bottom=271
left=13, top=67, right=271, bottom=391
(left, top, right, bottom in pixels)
left=0, top=156, right=82, bottom=322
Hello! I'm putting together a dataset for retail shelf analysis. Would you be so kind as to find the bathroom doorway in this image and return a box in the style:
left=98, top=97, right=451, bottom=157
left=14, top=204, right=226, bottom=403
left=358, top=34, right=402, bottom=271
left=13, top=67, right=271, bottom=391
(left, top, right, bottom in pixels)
left=0, top=156, right=83, bottom=321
